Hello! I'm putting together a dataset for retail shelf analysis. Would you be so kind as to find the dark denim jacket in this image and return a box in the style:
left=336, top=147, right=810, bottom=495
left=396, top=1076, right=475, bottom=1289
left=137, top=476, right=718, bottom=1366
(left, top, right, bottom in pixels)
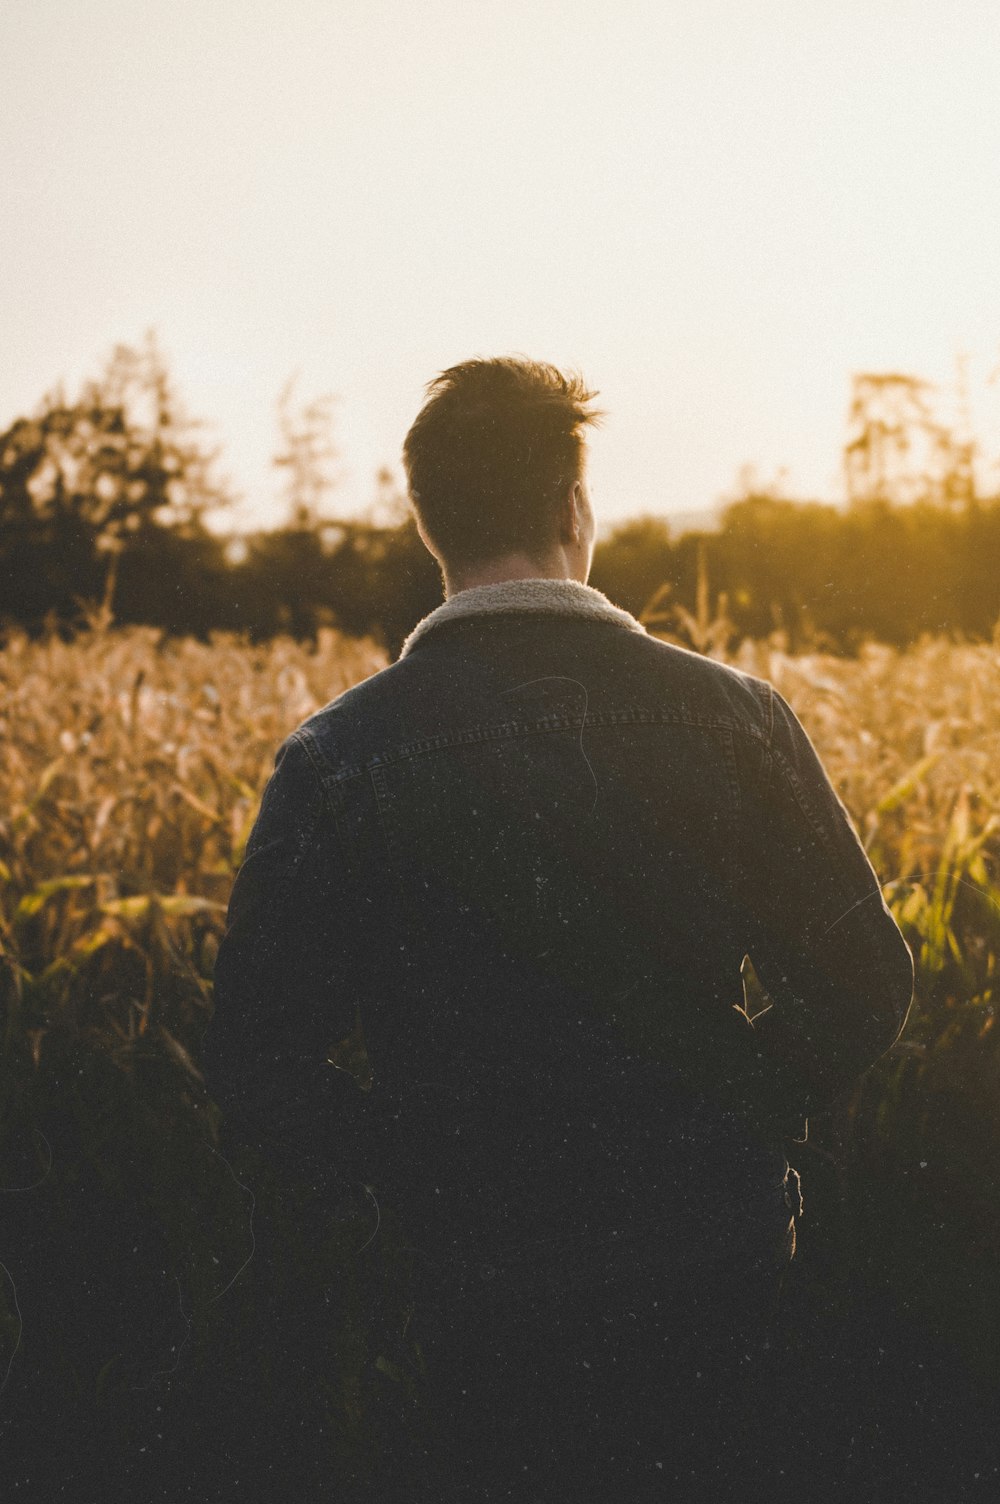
left=202, top=581, right=913, bottom=1284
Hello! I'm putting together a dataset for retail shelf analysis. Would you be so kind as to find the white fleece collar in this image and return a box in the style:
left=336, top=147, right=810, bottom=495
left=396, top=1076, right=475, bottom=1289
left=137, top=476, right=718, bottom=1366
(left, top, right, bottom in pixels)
left=399, top=577, right=648, bottom=657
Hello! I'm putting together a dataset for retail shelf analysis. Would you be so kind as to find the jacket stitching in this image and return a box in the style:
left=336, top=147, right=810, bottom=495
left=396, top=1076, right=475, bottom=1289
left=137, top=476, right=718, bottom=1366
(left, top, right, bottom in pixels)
left=720, top=726, right=741, bottom=828
left=285, top=729, right=367, bottom=898
left=308, top=711, right=770, bottom=787
left=369, top=764, right=399, bottom=865
left=768, top=741, right=857, bottom=899
left=292, top=727, right=338, bottom=815
left=324, top=775, right=363, bottom=881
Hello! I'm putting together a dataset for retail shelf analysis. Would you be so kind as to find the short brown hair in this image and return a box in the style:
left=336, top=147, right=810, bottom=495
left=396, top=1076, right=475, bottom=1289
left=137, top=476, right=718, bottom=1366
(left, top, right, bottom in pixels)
left=402, top=357, right=602, bottom=569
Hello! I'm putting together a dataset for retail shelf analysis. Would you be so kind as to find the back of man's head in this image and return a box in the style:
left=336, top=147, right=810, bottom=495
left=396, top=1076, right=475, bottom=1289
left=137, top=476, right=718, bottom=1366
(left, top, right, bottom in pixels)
left=402, top=357, right=602, bottom=573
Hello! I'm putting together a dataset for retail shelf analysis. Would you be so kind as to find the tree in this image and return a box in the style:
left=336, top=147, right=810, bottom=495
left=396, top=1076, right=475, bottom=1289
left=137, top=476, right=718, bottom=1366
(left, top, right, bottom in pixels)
left=0, top=332, right=230, bottom=541
left=844, top=370, right=976, bottom=511
left=0, top=333, right=233, bottom=629
left=589, top=516, right=675, bottom=618
left=273, top=376, right=339, bottom=530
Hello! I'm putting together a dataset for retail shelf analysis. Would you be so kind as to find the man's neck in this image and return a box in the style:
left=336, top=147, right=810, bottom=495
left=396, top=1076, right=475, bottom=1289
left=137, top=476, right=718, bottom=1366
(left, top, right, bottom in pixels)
left=444, top=553, right=582, bottom=600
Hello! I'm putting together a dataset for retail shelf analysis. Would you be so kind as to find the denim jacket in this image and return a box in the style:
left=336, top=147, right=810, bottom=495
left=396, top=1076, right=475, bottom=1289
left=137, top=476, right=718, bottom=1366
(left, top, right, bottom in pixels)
left=202, top=578, right=913, bottom=1281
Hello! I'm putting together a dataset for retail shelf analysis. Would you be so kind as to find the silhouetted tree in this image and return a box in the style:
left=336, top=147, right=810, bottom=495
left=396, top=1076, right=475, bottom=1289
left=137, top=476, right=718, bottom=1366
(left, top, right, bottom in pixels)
left=0, top=333, right=232, bottom=631
left=845, top=370, right=977, bottom=512
left=273, top=376, right=339, bottom=531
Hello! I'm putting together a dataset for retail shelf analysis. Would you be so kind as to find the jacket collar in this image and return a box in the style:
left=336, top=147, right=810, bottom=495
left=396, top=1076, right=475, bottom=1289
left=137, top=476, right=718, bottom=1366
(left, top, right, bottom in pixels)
left=399, top=577, right=648, bottom=658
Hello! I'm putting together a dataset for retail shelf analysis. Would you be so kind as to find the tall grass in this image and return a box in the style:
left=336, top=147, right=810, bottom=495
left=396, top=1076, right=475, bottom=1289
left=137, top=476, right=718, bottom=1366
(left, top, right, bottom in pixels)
left=1, top=621, right=383, bottom=1073
left=0, top=622, right=390, bottom=1487
left=2, top=616, right=999, bottom=1484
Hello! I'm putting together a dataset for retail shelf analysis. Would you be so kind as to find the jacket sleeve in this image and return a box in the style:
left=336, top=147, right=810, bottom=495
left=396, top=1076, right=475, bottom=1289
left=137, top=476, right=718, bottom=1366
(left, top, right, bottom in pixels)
left=730, top=685, right=914, bottom=1125
left=201, top=732, right=373, bottom=1200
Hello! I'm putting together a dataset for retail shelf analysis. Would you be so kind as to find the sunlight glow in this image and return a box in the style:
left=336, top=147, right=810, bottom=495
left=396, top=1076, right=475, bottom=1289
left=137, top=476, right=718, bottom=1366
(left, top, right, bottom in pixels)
left=3, top=0, right=1000, bottom=531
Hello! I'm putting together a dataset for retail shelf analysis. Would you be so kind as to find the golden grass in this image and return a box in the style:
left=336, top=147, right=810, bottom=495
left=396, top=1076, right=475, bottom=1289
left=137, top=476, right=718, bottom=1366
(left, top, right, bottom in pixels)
left=1, top=621, right=998, bottom=1073
left=0, top=624, right=386, bottom=1070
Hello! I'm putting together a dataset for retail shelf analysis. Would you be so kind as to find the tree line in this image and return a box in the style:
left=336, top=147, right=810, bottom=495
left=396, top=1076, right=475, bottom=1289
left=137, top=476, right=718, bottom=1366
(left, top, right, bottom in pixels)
left=3, top=337, right=1000, bottom=657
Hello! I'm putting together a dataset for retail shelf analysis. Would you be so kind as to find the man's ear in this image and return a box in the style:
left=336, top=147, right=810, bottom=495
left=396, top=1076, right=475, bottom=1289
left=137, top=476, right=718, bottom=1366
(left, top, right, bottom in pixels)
left=414, top=514, right=440, bottom=559
left=557, top=481, right=582, bottom=543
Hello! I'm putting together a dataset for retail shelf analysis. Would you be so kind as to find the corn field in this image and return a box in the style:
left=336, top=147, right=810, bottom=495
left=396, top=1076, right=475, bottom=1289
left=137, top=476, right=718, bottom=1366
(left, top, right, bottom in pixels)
left=1, top=617, right=999, bottom=1492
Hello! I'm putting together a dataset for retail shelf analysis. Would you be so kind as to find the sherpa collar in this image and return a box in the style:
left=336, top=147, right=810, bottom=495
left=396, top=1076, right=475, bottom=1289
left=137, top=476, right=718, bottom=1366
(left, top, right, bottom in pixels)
left=398, top=577, right=648, bottom=658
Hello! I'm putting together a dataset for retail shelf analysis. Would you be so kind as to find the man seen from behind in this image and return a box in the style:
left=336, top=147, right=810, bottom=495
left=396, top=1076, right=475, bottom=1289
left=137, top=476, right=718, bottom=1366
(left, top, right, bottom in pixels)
left=203, top=357, right=914, bottom=1501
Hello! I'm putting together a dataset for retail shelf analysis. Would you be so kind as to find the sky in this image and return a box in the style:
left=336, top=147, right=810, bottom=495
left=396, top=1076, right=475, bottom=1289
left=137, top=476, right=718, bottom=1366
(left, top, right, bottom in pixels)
left=3, top=0, right=1000, bottom=535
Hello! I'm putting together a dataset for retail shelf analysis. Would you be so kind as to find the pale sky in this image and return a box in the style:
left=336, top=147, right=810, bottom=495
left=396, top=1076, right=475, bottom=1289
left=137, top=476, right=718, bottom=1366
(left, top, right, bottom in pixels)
left=3, top=0, right=1000, bottom=534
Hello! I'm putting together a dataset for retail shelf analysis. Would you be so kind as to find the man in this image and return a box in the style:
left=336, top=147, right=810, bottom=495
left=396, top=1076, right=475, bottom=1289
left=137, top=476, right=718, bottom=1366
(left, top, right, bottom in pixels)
left=203, top=358, right=913, bottom=1500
